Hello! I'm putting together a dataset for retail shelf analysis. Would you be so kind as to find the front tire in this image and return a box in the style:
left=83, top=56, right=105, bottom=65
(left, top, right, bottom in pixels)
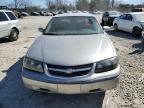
left=9, top=29, right=19, bottom=41
left=114, top=24, right=119, bottom=31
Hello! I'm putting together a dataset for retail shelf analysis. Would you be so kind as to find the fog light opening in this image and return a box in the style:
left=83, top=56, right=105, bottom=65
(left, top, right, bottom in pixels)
left=39, top=88, right=50, bottom=92
left=89, top=89, right=104, bottom=93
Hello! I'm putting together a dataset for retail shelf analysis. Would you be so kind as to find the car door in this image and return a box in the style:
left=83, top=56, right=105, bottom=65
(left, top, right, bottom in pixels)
left=116, top=14, right=127, bottom=31
left=0, top=12, right=9, bottom=38
left=124, top=14, right=135, bottom=32
left=5, top=11, right=18, bottom=24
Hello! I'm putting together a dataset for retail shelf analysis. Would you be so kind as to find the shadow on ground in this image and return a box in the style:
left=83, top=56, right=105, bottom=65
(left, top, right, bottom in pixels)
left=0, top=58, right=105, bottom=108
left=129, top=42, right=144, bottom=55
left=0, top=38, right=11, bottom=44
left=106, top=30, right=141, bottom=40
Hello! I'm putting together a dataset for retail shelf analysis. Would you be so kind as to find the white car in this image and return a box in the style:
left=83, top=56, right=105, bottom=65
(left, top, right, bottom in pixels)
left=0, top=10, right=21, bottom=41
left=22, top=13, right=120, bottom=94
left=113, top=12, right=144, bottom=37
left=47, top=12, right=53, bottom=16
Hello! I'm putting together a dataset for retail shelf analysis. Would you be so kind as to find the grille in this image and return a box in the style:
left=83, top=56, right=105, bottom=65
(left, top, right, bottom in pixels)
left=47, top=63, right=93, bottom=77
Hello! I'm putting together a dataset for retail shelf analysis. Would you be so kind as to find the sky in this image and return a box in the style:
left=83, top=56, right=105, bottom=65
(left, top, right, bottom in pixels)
left=1, top=0, right=74, bottom=8
left=122, top=0, right=144, bottom=4
left=1, top=0, right=144, bottom=8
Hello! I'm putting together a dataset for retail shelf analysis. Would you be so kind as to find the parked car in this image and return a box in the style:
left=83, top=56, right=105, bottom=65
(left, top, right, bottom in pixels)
left=57, top=11, right=64, bottom=14
left=113, top=12, right=144, bottom=37
left=0, top=10, right=21, bottom=41
left=15, top=11, right=23, bottom=18
left=132, top=8, right=144, bottom=12
left=30, top=12, right=40, bottom=16
left=40, top=11, right=48, bottom=16
left=51, top=12, right=57, bottom=16
left=83, top=11, right=89, bottom=13
left=47, top=12, right=53, bottom=16
left=22, top=13, right=120, bottom=94
left=95, top=11, right=103, bottom=14
left=102, top=11, right=120, bottom=26
left=21, top=12, right=29, bottom=16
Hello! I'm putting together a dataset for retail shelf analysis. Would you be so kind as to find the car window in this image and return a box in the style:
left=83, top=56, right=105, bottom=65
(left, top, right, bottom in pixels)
left=44, top=16, right=103, bottom=35
left=126, top=14, right=133, bottom=21
left=103, top=12, right=109, bottom=17
left=0, top=12, right=8, bottom=22
left=119, top=14, right=127, bottom=20
left=5, top=12, right=17, bottom=20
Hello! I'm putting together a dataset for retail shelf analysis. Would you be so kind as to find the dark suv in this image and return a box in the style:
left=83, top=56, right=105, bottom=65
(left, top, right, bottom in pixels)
left=102, top=11, right=120, bottom=26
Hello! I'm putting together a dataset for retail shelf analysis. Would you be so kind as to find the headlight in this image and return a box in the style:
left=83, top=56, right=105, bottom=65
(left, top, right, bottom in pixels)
left=95, top=57, right=119, bottom=73
left=23, top=57, right=44, bottom=72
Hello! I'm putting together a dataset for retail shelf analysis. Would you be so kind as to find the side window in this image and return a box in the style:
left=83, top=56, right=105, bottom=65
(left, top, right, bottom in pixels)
left=126, top=14, right=133, bottom=21
left=0, top=12, right=8, bottom=22
left=5, top=12, right=17, bottom=20
left=119, top=15, right=126, bottom=20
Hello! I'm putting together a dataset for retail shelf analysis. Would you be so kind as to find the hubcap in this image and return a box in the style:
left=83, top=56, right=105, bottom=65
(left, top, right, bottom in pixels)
left=12, top=32, right=17, bottom=38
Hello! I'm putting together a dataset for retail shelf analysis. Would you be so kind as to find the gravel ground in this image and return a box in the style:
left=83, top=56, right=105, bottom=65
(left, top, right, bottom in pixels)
left=107, top=30, right=144, bottom=108
left=0, top=16, right=143, bottom=108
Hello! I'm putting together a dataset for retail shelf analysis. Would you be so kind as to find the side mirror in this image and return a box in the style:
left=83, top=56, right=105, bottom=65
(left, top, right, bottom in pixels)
left=38, top=27, right=44, bottom=32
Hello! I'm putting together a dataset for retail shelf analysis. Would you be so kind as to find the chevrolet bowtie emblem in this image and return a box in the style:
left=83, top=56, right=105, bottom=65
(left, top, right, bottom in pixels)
left=64, top=68, right=73, bottom=74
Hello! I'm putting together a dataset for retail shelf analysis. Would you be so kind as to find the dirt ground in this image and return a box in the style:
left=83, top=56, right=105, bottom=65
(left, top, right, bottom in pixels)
left=0, top=16, right=143, bottom=108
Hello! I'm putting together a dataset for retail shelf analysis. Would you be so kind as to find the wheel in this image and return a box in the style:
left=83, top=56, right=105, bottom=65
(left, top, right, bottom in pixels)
left=132, top=27, right=142, bottom=37
left=114, top=24, right=119, bottom=31
left=9, top=29, right=19, bottom=41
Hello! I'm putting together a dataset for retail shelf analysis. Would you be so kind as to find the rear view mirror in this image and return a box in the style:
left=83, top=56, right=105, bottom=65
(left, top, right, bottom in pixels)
left=38, top=27, right=44, bottom=32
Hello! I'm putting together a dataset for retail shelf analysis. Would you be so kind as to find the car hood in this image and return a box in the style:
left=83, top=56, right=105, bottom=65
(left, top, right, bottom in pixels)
left=136, top=20, right=144, bottom=24
left=26, top=33, right=116, bottom=66
left=140, top=21, right=144, bottom=25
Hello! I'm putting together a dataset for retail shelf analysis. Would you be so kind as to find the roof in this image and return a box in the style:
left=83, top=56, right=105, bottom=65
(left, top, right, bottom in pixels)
left=53, top=13, right=96, bottom=18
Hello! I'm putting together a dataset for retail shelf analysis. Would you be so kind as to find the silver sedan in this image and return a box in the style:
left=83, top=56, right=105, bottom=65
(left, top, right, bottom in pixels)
left=22, top=13, right=120, bottom=94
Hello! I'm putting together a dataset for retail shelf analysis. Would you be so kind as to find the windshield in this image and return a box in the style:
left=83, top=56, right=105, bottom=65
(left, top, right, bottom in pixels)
left=133, top=13, right=144, bottom=21
left=44, top=16, right=103, bottom=35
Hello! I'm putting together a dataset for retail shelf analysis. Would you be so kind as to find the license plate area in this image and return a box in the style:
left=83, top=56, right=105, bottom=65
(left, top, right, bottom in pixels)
left=58, top=84, right=80, bottom=94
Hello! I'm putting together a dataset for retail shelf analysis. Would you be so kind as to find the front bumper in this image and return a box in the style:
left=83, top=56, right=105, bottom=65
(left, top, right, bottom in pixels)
left=22, top=66, right=120, bottom=94
left=22, top=76, right=119, bottom=94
